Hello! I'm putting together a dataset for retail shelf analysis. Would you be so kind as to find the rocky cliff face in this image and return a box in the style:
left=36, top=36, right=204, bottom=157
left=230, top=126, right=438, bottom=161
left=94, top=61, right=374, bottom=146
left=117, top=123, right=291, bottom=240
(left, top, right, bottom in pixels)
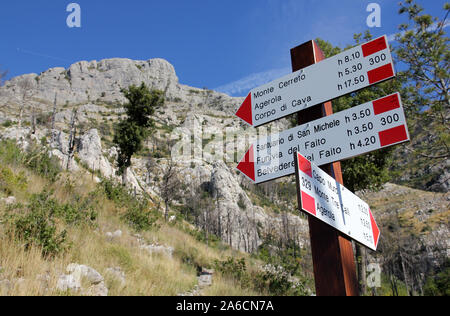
left=0, top=57, right=447, bottom=260
left=0, top=58, right=239, bottom=118
left=0, top=57, right=299, bottom=253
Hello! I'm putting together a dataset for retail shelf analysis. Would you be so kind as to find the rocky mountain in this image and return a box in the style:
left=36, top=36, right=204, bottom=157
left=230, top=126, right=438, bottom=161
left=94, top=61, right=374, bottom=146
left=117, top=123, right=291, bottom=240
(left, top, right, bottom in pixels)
left=0, top=57, right=299, bottom=253
left=0, top=57, right=448, bottom=296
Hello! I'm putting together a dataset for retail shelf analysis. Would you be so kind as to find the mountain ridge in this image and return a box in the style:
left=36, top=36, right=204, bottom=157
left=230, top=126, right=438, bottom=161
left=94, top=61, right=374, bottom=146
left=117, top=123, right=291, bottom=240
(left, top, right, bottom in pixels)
left=0, top=57, right=448, bottom=296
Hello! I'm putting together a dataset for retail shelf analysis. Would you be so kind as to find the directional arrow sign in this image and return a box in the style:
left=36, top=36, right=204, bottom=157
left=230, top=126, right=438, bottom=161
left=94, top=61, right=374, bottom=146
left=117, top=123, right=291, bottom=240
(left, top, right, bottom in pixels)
left=294, top=152, right=380, bottom=250
left=236, top=35, right=395, bottom=127
left=237, top=93, right=410, bottom=183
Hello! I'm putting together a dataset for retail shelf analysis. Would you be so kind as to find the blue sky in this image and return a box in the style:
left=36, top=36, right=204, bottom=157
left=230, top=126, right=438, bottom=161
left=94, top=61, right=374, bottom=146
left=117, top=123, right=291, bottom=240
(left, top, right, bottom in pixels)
left=0, top=0, right=447, bottom=96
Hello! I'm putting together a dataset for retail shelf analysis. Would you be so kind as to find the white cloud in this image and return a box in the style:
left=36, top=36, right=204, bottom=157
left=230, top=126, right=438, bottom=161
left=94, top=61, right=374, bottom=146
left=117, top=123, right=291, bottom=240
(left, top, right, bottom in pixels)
left=214, top=67, right=290, bottom=97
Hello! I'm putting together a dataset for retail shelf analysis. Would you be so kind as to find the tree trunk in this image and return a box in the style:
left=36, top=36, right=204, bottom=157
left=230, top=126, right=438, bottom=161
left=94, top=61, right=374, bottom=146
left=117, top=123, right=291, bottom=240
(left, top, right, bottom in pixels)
left=204, top=211, right=209, bottom=245
left=122, top=167, right=128, bottom=186
left=400, top=252, right=412, bottom=296
left=356, top=244, right=367, bottom=295
left=164, top=201, right=169, bottom=222
left=51, top=94, right=57, bottom=132
left=18, top=107, right=24, bottom=128
left=390, top=273, right=399, bottom=296
left=31, top=108, right=36, bottom=135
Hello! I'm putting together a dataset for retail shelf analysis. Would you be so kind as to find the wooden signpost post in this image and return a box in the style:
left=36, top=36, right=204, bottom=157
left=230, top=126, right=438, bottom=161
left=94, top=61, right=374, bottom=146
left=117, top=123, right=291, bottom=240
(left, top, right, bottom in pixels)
left=235, top=36, right=409, bottom=296
left=291, top=39, right=359, bottom=296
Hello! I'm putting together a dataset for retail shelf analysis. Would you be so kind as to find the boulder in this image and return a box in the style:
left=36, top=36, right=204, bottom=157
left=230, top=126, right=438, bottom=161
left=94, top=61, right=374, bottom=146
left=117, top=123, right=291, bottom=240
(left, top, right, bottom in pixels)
left=77, top=129, right=115, bottom=179
left=0, top=196, right=16, bottom=205
left=105, top=230, right=122, bottom=240
left=140, top=244, right=174, bottom=258
left=57, top=264, right=107, bottom=296
left=57, top=274, right=80, bottom=292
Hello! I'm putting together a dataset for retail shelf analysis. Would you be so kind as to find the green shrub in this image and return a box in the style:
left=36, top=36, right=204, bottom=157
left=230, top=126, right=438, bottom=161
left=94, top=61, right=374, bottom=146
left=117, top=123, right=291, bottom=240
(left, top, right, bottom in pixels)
left=8, top=207, right=67, bottom=257
left=0, top=140, right=23, bottom=165
left=99, top=179, right=134, bottom=205
left=122, top=203, right=159, bottom=232
left=28, top=191, right=97, bottom=227
left=215, top=257, right=248, bottom=281
left=99, top=179, right=159, bottom=231
left=424, top=260, right=450, bottom=296
left=174, top=246, right=202, bottom=273
left=1, top=120, right=15, bottom=128
left=0, top=140, right=61, bottom=181
left=25, top=145, right=61, bottom=181
left=253, top=265, right=308, bottom=296
left=2, top=190, right=98, bottom=257
left=0, top=165, right=27, bottom=195
left=214, top=256, right=309, bottom=296
left=54, top=197, right=98, bottom=226
left=3, top=196, right=68, bottom=258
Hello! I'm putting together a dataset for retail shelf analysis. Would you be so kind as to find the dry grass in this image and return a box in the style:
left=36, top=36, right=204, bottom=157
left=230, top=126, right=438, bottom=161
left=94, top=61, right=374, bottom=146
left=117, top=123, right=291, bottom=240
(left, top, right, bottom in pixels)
left=202, top=274, right=261, bottom=296
left=0, top=160, right=265, bottom=296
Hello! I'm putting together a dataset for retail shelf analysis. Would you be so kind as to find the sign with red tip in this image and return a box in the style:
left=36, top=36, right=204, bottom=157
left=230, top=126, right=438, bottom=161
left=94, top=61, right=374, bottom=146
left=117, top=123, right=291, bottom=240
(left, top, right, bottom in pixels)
left=237, top=145, right=255, bottom=182
left=236, top=93, right=409, bottom=184
left=294, top=152, right=380, bottom=251
left=235, top=93, right=253, bottom=126
left=235, top=35, right=395, bottom=127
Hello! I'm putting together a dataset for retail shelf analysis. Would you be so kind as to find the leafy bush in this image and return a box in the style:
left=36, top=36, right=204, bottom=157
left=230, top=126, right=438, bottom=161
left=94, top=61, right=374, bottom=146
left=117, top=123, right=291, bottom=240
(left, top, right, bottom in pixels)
left=255, top=239, right=303, bottom=277
left=29, top=191, right=97, bottom=226
left=0, top=140, right=60, bottom=181
left=253, top=265, right=308, bottom=296
left=424, top=260, right=450, bottom=296
left=100, top=179, right=133, bottom=205
left=214, top=257, right=309, bottom=296
left=2, top=190, right=98, bottom=257
left=0, top=140, right=23, bottom=165
left=122, top=203, right=159, bottom=232
left=54, top=196, right=98, bottom=226
left=99, top=179, right=159, bottom=232
left=1, top=120, right=15, bottom=128
left=3, top=196, right=68, bottom=258
left=23, top=145, right=61, bottom=181
left=0, top=165, right=27, bottom=195
left=174, top=246, right=202, bottom=273
left=7, top=206, right=68, bottom=258
left=214, top=257, right=248, bottom=282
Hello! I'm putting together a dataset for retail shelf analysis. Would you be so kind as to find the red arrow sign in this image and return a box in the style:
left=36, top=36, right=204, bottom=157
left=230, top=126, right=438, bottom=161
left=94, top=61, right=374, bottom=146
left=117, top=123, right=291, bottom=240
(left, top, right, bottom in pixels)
left=235, top=35, right=395, bottom=127
left=369, top=208, right=380, bottom=249
left=236, top=93, right=409, bottom=184
left=235, top=93, right=253, bottom=126
left=236, top=145, right=255, bottom=182
left=295, top=152, right=380, bottom=251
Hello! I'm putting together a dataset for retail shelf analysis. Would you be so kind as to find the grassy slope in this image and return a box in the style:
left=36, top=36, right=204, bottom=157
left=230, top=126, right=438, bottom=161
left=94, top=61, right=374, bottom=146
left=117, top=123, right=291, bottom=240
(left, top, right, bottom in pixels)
left=0, top=143, right=261, bottom=296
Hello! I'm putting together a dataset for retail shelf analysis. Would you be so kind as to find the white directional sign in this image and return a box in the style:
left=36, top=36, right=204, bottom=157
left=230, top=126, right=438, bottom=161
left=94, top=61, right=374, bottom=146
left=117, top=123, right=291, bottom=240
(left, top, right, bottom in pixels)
left=237, top=93, right=410, bottom=184
left=294, top=152, right=380, bottom=250
left=236, top=35, right=395, bottom=127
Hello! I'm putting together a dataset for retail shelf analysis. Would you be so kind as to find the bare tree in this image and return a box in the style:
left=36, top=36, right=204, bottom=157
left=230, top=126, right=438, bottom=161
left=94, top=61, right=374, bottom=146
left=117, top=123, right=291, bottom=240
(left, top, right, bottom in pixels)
left=157, top=156, right=182, bottom=221
left=51, top=93, right=57, bottom=131
left=356, top=244, right=367, bottom=295
left=66, top=109, right=78, bottom=170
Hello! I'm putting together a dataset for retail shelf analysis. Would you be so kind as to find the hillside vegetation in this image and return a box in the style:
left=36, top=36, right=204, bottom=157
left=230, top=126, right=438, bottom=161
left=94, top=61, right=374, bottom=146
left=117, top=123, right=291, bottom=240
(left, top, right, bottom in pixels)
left=0, top=139, right=312, bottom=296
left=0, top=1, right=447, bottom=296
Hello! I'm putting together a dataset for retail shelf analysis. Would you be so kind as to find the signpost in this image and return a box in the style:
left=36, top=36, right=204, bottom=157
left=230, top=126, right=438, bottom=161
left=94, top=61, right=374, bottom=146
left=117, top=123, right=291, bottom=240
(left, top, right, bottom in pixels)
left=234, top=35, right=409, bottom=296
left=236, top=35, right=395, bottom=127
left=237, top=93, right=410, bottom=184
left=294, top=152, right=380, bottom=251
